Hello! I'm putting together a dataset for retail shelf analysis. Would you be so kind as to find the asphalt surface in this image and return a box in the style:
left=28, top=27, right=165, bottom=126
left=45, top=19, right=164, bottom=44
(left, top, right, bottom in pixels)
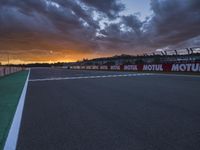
left=17, top=68, right=200, bottom=150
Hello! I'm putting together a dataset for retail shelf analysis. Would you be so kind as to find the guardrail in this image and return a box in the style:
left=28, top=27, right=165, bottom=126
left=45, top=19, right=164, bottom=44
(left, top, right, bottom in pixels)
left=70, top=62, right=200, bottom=73
left=0, top=67, right=24, bottom=77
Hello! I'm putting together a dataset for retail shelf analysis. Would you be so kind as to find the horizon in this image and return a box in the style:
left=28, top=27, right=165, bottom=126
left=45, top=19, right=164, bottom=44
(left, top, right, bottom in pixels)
left=0, top=0, right=200, bottom=64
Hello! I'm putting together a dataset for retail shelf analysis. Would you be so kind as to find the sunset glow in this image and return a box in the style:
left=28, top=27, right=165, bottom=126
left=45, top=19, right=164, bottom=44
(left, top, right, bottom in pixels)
left=0, top=0, right=200, bottom=64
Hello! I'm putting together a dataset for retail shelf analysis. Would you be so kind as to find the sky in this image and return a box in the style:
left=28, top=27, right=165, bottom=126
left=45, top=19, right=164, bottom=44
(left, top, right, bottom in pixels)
left=121, top=0, right=151, bottom=20
left=0, top=0, right=200, bottom=64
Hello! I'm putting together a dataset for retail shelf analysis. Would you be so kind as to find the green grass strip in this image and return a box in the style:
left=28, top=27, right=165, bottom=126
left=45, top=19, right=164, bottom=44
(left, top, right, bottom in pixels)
left=0, top=71, right=28, bottom=150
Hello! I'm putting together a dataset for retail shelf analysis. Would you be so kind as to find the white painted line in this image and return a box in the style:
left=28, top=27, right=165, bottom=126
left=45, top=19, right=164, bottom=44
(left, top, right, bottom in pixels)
left=4, top=69, right=30, bottom=150
left=151, top=73, right=200, bottom=78
left=29, top=73, right=153, bottom=82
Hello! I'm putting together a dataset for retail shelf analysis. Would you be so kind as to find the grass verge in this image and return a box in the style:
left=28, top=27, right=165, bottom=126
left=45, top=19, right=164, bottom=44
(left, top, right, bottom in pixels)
left=0, top=71, right=28, bottom=150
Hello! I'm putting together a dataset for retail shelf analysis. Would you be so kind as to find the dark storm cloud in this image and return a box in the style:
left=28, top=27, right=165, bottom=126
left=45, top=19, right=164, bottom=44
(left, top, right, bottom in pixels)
left=81, top=0, right=125, bottom=19
left=97, top=0, right=200, bottom=52
left=0, top=0, right=98, bottom=52
left=146, top=0, right=200, bottom=48
left=121, top=15, right=143, bottom=35
left=97, top=19, right=143, bottom=51
left=0, top=0, right=200, bottom=60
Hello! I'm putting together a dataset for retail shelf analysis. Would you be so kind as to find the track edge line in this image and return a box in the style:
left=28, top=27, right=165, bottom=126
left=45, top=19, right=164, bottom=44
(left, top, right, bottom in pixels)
left=4, top=69, right=30, bottom=150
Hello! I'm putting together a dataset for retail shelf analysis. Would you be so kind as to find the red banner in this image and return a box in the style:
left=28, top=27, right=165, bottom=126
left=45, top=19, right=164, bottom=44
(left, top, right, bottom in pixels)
left=70, top=63, right=200, bottom=73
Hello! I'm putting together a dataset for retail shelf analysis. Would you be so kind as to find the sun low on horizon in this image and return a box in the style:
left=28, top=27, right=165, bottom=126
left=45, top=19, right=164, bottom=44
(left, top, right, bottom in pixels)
left=0, top=0, right=200, bottom=64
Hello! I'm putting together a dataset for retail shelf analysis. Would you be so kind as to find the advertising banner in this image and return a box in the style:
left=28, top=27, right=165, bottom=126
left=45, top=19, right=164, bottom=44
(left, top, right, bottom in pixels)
left=125, top=63, right=200, bottom=72
left=124, top=65, right=138, bottom=71
left=70, top=62, right=200, bottom=73
left=100, top=66, right=108, bottom=70
left=91, top=66, right=99, bottom=70
left=110, top=65, right=121, bottom=70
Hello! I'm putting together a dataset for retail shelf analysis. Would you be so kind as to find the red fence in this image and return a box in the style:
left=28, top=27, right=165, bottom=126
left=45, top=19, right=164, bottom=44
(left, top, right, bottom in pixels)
left=0, top=67, right=24, bottom=77
left=70, top=63, right=200, bottom=73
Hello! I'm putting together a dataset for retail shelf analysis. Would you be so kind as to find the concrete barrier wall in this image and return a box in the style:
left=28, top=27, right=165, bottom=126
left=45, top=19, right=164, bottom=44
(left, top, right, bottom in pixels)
left=70, top=62, right=200, bottom=73
left=0, top=67, right=24, bottom=77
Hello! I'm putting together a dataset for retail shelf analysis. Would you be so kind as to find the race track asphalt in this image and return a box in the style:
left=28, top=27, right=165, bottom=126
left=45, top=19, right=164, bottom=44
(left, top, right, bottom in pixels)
left=17, top=68, right=200, bottom=150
